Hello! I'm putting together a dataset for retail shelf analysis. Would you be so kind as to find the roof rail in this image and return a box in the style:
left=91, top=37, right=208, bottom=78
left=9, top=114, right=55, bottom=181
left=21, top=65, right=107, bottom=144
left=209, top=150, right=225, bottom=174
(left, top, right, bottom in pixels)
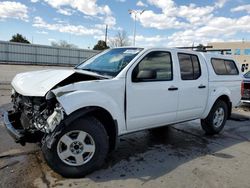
left=176, top=45, right=231, bottom=54
left=206, top=48, right=232, bottom=54
left=176, top=45, right=213, bottom=52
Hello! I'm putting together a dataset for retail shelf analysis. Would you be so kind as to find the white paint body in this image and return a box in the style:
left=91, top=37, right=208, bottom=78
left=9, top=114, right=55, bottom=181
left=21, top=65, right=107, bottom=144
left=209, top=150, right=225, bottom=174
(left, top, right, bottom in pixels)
left=11, top=48, right=242, bottom=136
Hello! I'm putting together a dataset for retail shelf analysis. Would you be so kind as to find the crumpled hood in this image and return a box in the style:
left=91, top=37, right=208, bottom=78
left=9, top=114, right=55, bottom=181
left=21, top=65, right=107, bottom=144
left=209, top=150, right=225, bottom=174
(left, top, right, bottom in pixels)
left=12, top=69, right=75, bottom=96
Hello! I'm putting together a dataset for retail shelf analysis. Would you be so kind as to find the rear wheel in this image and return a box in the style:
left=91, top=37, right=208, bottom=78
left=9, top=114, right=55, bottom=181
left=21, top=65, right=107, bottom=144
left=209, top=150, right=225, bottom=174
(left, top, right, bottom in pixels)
left=42, top=116, right=109, bottom=178
left=201, top=100, right=228, bottom=135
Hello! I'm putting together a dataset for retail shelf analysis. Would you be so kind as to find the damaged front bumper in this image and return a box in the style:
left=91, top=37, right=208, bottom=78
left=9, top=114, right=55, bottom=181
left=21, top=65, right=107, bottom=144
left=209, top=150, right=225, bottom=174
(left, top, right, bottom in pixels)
left=3, top=111, right=43, bottom=145
left=3, top=111, right=25, bottom=144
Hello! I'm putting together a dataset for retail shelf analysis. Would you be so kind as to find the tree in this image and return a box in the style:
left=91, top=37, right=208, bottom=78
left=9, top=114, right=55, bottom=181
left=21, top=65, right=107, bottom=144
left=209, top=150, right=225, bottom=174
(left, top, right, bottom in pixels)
left=51, top=40, right=78, bottom=48
left=10, top=33, right=30, bottom=44
left=109, top=30, right=130, bottom=47
left=93, top=40, right=109, bottom=50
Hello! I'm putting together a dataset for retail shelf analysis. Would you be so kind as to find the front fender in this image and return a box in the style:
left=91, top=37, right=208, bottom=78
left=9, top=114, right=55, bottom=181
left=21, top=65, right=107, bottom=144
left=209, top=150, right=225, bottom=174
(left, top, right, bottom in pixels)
left=53, top=90, right=126, bottom=134
left=201, top=87, right=231, bottom=119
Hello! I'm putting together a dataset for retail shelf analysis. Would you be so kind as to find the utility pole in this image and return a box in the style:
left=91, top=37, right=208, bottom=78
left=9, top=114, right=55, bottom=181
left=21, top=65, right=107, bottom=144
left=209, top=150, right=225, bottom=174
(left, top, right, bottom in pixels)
left=105, top=24, right=108, bottom=44
left=128, top=9, right=145, bottom=46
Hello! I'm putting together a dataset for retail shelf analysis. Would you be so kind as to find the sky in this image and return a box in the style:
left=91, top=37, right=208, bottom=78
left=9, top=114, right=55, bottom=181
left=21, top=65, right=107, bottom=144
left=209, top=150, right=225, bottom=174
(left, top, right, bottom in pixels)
left=0, top=0, right=250, bottom=49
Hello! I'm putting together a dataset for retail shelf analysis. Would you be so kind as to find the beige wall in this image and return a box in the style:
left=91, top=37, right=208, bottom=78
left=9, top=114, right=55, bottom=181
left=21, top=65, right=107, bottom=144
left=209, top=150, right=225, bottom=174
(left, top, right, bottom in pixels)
left=208, top=42, right=250, bottom=73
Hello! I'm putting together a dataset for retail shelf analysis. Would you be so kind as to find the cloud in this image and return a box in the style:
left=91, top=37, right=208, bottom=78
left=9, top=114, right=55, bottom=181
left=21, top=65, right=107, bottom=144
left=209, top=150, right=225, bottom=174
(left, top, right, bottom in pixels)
left=130, top=0, right=250, bottom=47
left=139, top=0, right=217, bottom=29
left=33, top=16, right=103, bottom=36
left=231, top=4, right=250, bottom=14
left=43, top=0, right=111, bottom=15
left=31, top=0, right=39, bottom=3
left=40, top=0, right=116, bottom=27
left=135, top=35, right=168, bottom=43
left=36, top=30, right=48, bottom=34
left=177, top=4, right=214, bottom=26
left=56, top=8, right=75, bottom=16
left=115, top=34, right=169, bottom=48
left=104, top=15, right=116, bottom=26
left=0, top=1, right=28, bottom=21
left=133, top=35, right=168, bottom=47
left=136, top=1, right=148, bottom=7
left=215, top=0, right=228, bottom=8
left=137, top=0, right=230, bottom=30
left=167, top=15, right=250, bottom=47
left=138, top=10, right=189, bottom=30
left=129, top=0, right=248, bottom=47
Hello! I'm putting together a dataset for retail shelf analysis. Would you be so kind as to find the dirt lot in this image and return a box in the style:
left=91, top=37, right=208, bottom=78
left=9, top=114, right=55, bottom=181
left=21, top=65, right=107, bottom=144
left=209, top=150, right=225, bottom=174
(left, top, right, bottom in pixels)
left=1, top=64, right=250, bottom=188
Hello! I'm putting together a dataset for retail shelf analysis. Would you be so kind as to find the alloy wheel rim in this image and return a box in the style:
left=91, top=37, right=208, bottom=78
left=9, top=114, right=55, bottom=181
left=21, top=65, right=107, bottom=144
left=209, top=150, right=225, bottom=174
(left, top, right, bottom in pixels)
left=213, top=107, right=225, bottom=128
left=57, top=130, right=96, bottom=166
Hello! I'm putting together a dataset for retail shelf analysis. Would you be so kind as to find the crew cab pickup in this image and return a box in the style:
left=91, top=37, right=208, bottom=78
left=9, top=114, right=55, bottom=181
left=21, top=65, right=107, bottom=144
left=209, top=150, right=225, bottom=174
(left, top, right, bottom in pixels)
left=3, top=47, right=242, bottom=177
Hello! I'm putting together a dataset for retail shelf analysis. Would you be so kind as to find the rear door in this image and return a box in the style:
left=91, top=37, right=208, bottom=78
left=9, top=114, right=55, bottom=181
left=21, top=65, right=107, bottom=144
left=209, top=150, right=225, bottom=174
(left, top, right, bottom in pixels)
left=176, top=52, right=209, bottom=121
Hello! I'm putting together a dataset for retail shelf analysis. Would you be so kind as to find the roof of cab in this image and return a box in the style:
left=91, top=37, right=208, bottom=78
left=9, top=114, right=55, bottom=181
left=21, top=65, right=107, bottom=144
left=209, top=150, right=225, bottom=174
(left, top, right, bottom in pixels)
left=114, top=46, right=236, bottom=60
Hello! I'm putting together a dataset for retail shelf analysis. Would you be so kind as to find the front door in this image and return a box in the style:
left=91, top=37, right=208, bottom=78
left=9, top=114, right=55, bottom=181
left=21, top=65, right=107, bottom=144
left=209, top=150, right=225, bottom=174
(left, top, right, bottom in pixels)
left=126, top=50, right=179, bottom=131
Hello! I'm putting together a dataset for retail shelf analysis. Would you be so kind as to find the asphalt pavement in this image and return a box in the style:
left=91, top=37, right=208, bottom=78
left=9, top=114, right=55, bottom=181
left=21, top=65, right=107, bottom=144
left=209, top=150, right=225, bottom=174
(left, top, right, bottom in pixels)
left=1, top=64, right=250, bottom=188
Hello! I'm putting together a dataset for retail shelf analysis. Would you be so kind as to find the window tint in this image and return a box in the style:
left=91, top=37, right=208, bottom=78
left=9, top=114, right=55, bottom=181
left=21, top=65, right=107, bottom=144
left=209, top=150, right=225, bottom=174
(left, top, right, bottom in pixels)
left=132, top=51, right=172, bottom=82
left=225, top=60, right=238, bottom=75
left=192, top=55, right=201, bottom=79
left=211, top=59, right=227, bottom=75
left=211, top=58, right=239, bottom=75
left=178, top=53, right=201, bottom=80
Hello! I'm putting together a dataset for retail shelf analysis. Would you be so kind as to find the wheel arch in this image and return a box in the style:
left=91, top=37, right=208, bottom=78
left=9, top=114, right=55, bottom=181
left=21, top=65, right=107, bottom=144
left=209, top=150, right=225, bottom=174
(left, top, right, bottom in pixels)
left=216, top=95, right=232, bottom=118
left=202, top=93, right=232, bottom=119
left=63, top=106, right=118, bottom=152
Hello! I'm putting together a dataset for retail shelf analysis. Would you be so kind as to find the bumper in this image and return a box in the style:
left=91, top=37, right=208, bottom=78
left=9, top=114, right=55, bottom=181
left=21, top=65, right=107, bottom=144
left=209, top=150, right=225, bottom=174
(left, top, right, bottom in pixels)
left=241, top=99, right=250, bottom=104
left=3, top=111, right=26, bottom=145
left=3, top=111, right=44, bottom=145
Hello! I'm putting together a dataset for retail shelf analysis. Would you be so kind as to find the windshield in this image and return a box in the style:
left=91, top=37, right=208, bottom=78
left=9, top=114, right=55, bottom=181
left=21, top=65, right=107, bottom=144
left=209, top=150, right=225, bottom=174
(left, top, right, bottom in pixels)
left=244, top=71, right=250, bottom=78
left=76, top=48, right=143, bottom=77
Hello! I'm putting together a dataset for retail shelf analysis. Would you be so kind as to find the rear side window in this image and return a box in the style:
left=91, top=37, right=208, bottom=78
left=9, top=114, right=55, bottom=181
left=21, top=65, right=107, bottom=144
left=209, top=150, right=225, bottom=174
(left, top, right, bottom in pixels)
left=211, top=58, right=239, bottom=75
left=178, top=53, right=201, bottom=80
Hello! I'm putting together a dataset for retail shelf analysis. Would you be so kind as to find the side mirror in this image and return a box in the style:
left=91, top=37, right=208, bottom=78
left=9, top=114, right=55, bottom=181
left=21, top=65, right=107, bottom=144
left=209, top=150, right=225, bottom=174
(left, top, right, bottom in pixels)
left=134, top=70, right=156, bottom=82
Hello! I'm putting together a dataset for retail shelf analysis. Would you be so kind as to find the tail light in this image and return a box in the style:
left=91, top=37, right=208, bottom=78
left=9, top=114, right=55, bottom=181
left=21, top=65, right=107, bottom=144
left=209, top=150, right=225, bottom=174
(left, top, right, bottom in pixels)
left=241, top=81, right=244, bottom=97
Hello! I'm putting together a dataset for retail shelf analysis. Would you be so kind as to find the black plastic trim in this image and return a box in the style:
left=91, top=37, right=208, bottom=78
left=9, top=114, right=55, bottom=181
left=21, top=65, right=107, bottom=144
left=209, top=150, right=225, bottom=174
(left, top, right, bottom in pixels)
left=3, top=111, right=25, bottom=143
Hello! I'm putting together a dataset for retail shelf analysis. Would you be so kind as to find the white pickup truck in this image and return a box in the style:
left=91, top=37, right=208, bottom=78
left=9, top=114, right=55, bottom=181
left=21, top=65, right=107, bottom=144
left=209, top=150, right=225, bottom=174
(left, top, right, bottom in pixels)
left=3, top=47, right=242, bottom=177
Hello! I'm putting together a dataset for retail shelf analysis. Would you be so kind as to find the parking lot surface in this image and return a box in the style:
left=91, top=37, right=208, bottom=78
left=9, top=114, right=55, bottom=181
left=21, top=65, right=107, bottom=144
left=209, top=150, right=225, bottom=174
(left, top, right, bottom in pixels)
left=1, top=64, right=250, bottom=188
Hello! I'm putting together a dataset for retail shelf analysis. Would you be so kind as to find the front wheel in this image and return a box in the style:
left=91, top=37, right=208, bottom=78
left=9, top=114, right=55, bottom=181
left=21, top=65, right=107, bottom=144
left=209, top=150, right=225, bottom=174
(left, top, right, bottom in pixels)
left=42, top=116, right=109, bottom=178
left=201, top=100, right=228, bottom=135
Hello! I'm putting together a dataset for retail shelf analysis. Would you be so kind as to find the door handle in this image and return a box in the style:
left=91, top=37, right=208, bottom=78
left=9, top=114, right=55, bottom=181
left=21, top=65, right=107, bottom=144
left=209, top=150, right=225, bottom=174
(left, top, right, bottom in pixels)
left=198, top=85, right=206, bottom=89
left=168, top=86, right=178, bottom=91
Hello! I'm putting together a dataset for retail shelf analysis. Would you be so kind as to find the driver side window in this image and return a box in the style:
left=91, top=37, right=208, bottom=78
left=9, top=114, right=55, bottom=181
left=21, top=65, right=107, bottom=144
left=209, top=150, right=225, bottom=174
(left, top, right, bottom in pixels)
left=132, top=51, right=173, bottom=82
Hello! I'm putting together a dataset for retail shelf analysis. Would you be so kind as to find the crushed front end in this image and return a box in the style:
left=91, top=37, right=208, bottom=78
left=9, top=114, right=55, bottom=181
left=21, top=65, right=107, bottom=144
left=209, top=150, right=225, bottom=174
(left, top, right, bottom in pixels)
left=3, top=90, right=64, bottom=145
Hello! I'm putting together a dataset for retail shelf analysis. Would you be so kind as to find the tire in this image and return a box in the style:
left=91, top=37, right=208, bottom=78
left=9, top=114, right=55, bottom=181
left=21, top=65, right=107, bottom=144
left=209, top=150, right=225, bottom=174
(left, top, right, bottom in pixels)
left=42, top=116, right=109, bottom=178
left=201, top=100, right=228, bottom=135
